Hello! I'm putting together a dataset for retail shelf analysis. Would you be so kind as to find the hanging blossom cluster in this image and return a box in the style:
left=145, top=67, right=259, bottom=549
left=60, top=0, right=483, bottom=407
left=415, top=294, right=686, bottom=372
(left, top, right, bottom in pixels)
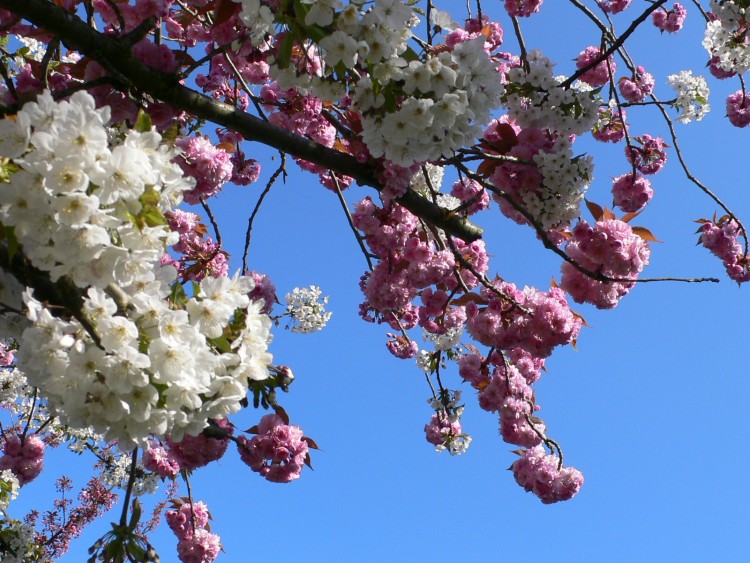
left=237, top=413, right=310, bottom=483
left=0, top=91, right=274, bottom=449
left=698, top=216, right=750, bottom=283
left=511, top=445, right=584, bottom=504
left=560, top=218, right=651, bottom=309
left=166, top=501, right=222, bottom=563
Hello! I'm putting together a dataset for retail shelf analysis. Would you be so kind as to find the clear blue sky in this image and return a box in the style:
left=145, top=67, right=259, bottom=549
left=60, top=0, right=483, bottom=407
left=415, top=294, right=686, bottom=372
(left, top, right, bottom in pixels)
left=11, top=2, right=750, bottom=562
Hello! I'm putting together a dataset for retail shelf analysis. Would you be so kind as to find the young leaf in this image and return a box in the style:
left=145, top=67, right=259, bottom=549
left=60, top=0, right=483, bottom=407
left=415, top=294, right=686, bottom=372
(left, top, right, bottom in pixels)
left=585, top=199, right=604, bottom=221
left=631, top=226, right=662, bottom=243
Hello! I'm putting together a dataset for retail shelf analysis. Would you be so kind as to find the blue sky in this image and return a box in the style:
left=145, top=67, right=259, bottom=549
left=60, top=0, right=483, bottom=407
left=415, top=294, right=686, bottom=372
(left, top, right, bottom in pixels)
left=10, top=2, right=750, bottom=562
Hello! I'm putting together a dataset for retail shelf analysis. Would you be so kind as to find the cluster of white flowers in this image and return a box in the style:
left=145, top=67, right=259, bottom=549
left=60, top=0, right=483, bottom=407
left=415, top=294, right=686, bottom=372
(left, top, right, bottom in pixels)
left=667, top=70, right=710, bottom=123
left=501, top=50, right=600, bottom=136
left=527, top=138, right=594, bottom=230
left=0, top=519, right=39, bottom=563
left=0, top=469, right=20, bottom=513
left=409, top=164, right=445, bottom=195
left=0, top=91, right=274, bottom=449
left=703, top=1, right=750, bottom=73
left=359, top=35, right=503, bottom=166
left=99, top=451, right=159, bottom=496
left=13, top=35, right=80, bottom=64
left=427, top=389, right=464, bottom=413
left=426, top=390, right=472, bottom=455
left=423, top=326, right=463, bottom=351
left=285, top=286, right=332, bottom=333
left=234, top=0, right=502, bottom=166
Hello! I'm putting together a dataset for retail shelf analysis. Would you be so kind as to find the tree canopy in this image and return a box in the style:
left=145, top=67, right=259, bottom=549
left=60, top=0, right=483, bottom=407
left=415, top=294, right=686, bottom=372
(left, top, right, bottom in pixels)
left=0, top=0, right=748, bottom=561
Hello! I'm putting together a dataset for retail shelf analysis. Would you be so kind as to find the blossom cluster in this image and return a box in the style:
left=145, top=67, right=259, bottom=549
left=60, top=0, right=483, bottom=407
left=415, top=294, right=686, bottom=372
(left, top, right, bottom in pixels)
left=561, top=218, right=651, bottom=309
left=484, top=119, right=593, bottom=231
left=667, top=70, right=710, bottom=123
left=423, top=390, right=472, bottom=455
left=237, top=413, right=309, bottom=483
left=235, top=0, right=504, bottom=167
left=611, top=173, right=654, bottom=214
left=284, top=286, right=333, bottom=334
left=144, top=419, right=233, bottom=479
left=510, top=445, right=584, bottom=504
left=501, top=50, right=600, bottom=137
left=698, top=217, right=750, bottom=283
left=0, top=433, right=45, bottom=486
left=0, top=91, right=274, bottom=448
left=703, top=1, right=750, bottom=75
left=465, top=280, right=581, bottom=359
left=652, top=3, right=687, bottom=34
left=166, top=501, right=221, bottom=563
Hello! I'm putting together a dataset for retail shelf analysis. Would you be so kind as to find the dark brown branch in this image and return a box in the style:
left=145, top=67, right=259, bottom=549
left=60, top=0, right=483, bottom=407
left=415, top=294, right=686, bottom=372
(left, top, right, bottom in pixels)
left=0, top=0, right=482, bottom=243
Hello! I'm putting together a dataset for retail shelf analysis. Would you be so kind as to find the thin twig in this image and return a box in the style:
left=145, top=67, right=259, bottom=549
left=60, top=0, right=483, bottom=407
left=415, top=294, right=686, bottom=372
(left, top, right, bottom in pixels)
left=242, top=153, right=287, bottom=272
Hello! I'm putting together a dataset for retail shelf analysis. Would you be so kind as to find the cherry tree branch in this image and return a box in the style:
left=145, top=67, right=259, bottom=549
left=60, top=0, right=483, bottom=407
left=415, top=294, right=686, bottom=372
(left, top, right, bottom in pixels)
left=0, top=0, right=483, bottom=244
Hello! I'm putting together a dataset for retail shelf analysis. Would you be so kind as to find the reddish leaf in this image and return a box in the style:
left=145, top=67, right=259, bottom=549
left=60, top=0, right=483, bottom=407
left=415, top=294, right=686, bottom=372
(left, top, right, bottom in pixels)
left=216, top=142, right=236, bottom=153
left=304, top=452, right=314, bottom=470
left=621, top=210, right=642, bottom=224
left=303, top=436, right=320, bottom=450
left=212, top=0, right=237, bottom=26
left=274, top=405, right=290, bottom=425
left=585, top=199, right=604, bottom=221
left=631, top=226, right=662, bottom=243
left=451, top=292, right=489, bottom=306
left=479, top=123, right=518, bottom=154
left=244, top=425, right=259, bottom=434
left=476, top=158, right=500, bottom=178
left=602, top=207, right=616, bottom=221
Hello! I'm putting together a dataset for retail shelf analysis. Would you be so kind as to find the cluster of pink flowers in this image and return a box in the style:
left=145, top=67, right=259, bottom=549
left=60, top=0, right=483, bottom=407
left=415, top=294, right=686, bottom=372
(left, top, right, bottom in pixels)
left=598, top=0, right=632, bottom=13
left=625, top=134, right=668, bottom=175
left=0, top=341, right=14, bottom=366
left=465, top=281, right=582, bottom=359
left=618, top=66, right=655, bottom=103
left=424, top=412, right=470, bottom=454
left=510, top=445, right=584, bottom=504
left=144, top=419, right=233, bottom=478
left=504, top=0, right=544, bottom=17
left=0, top=433, right=45, bottom=485
left=726, top=91, right=750, bottom=128
left=450, top=178, right=490, bottom=215
left=353, top=197, right=488, bottom=341
left=593, top=106, right=628, bottom=143
left=237, top=414, right=309, bottom=483
left=246, top=270, right=279, bottom=315
left=175, top=136, right=234, bottom=205
left=576, top=46, right=616, bottom=88
left=561, top=219, right=651, bottom=309
left=460, top=346, right=547, bottom=448
left=611, top=173, right=654, bottom=213
left=166, top=501, right=221, bottom=563
left=698, top=218, right=750, bottom=283
left=652, top=2, right=687, bottom=33
left=164, top=210, right=229, bottom=281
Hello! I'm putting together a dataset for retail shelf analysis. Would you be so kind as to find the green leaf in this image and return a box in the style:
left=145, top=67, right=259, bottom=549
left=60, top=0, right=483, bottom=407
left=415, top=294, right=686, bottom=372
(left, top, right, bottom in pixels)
left=134, top=110, right=153, bottom=133
left=277, top=33, right=295, bottom=70
left=5, top=226, right=19, bottom=264
left=129, top=499, right=142, bottom=528
left=141, top=207, right=168, bottom=227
